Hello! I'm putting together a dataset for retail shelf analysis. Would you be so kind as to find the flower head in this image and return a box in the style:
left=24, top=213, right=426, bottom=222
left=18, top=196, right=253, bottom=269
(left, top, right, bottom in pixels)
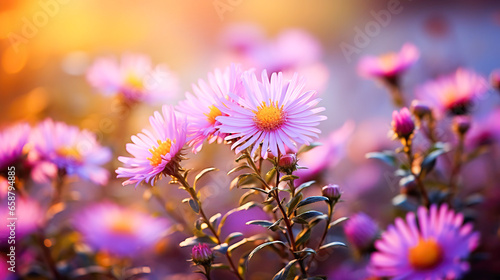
left=0, top=197, right=44, bottom=240
left=369, top=204, right=479, bottom=279
left=191, top=243, right=214, bottom=266
left=31, top=119, right=111, bottom=185
left=392, top=107, right=415, bottom=139
left=416, top=68, right=488, bottom=117
left=87, top=53, right=178, bottom=104
left=217, top=70, right=326, bottom=158
left=0, top=123, right=30, bottom=171
left=116, top=106, right=187, bottom=187
left=176, top=64, right=244, bottom=153
left=358, top=43, right=419, bottom=80
left=322, top=184, right=342, bottom=202
left=73, top=202, right=168, bottom=257
left=344, top=212, right=379, bottom=251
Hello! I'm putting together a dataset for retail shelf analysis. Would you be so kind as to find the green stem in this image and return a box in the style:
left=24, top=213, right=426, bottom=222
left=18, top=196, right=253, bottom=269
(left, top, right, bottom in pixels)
left=174, top=173, right=243, bottom=280
left=404, top=139, right=429, bottom=206
left=306, top=202, right=334, bottom=270
left=449, top=133, right=465, bottom=202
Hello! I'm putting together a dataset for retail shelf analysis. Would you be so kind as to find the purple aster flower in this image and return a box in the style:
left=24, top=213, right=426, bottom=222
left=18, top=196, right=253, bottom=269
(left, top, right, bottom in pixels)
left=31, top=119, right=111, bottom=185
left=176, top=64, right=245, bottom=153
left=344, top=212, right=379, bottom=251
left=191, top=243, right=214, bottom=266
left=219, top=26, right=329, bottom=92
left=358, top=43, right=419, bottom=80
left=416, top=68, right=488, bottom=117
left=86, top=53, right=178, bottom=104
left=73, top=202, right=168, bottom=257
left=217, top=70, right=327, bottom=158
left=0, top=197, right=43, bottom=240
left=392, top=107, right=415, bottom=139
left=322, top=184, right=342, bottom=201
left=466, top=108, right=500, bottom=148
left=116, top=106, right=187, bottom=187
left=0, top=123, right=30, bottom=171
left=370, top=204, right=480, bottom=279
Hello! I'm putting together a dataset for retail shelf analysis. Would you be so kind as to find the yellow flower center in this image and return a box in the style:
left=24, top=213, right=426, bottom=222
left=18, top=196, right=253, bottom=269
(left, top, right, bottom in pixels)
left=408, top=238, right=443, bottom=270
left=253, top=101, right=286, bottom=131
left=379, top=53, right=398, bottom=72
left=56, top=146, right=82, bottom=162
left=205, top=105, right=222, bottom=125
left=124, top=73, right=144, bottom=90
left=110, top=217, right=134, bottom=235
left=147, top=139, right=172, bottom=167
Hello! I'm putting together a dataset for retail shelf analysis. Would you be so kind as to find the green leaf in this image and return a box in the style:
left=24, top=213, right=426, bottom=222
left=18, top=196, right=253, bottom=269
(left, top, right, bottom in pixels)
left=287, top=193, right=303, bottom=216
left=319, top=242, right=346, bottom=251
left=247, top=241, right=286, bottom=265
left=295, top=227, right=311, bottom=246
left=187, top=198, right=199, bottom=213
left=268, top=218, right=283, bottom=231
left=298, top=142, right=323, bottom=155
left=309, top=214, right=329, bottom=228
left=366, top=151, right=397, bottom=167
left=328, top=217, right=349, bottom=229
left=228, top=165, right=251, bottom=176
left=241, top=186, right=268, bottom=194
left=194, top=167, right=218, bottom=189
left=265, top=168, right=277, bottom=182
left=272, top=259, right=298, bottom=280
left=295, top=248, right=316, bottom=257
left=239, top=189, right=257, bottom=206
left=296, top=181, right=315, bottom=194
left=179, top=235, right=216, bottom=247
left=279, top=175, right=299, bottom=183
left=420, top=147, right=450, bottom=176
left=235, top=153, right=250, bottom=162
left=212, top=243, right=228, bottom=254
left=209, top=213, right=221, bottom=228
left=296, top=196, right=329, bottom=208
left=294, top=210, right=324, bottom=221
left=211, top=263, right=230, bottom=270
left=246, top=220, right=274, bottom=227
left=225, top=232, right=244, bottom=244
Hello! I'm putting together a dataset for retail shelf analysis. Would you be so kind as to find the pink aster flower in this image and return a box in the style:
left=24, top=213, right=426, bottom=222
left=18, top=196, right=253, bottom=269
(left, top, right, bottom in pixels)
left=416, top=68, right=488, bottom=117
left=217, top=70, right=327, bottom=158
left=191, top=243, right=214, bottom=266
left=86, top=53, right=178, bottom=104
left=392, top=107, right=415, bottom=139
left=0, top=123, right=30, bottom=171
left=467, top=109, right=500, bottom=148
left=344, top=212, right=379, bottom=251
left=358, top=43, right=419, bottom=80
left=116, top=106, right=187, bottom=187
left=31, top=119, right=111, bottom=185
left=0, top=197, right=44, bottom=240
left=73, top=202, right=168, bottom=257
left=370, top=204, right=480, bottom=280
left=176, top=64, right=244, bottom=153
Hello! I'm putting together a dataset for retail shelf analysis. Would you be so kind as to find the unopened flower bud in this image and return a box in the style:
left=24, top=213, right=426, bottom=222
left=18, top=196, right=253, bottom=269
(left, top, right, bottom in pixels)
left=344, top=212, right=379, bottom=251
left=192, top=243, right=213, bottom=266
left=453, top=116, right=471, bottom=136
left=410, top=100, right=431, bottom=119
left=490, top=69, right=500, bottom=92
left=322, top=184, right=341, bottom=201
left=278, top=154, right=297, bottom=173
left=392, top=107, right=415, bottom=139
